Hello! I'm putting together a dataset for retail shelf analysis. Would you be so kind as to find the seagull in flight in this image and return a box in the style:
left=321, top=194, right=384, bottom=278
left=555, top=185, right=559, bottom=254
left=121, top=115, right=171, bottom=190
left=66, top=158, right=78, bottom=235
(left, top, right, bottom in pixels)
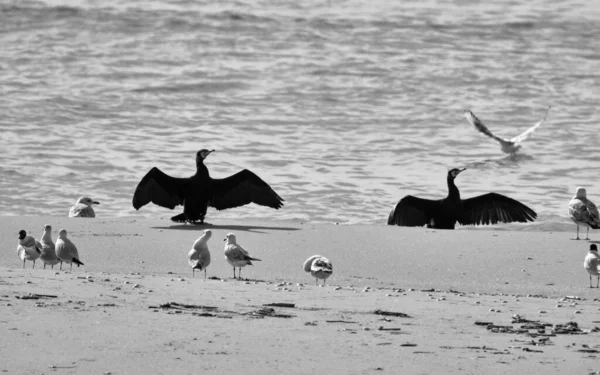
left=464, top=106, right=551, bottom=154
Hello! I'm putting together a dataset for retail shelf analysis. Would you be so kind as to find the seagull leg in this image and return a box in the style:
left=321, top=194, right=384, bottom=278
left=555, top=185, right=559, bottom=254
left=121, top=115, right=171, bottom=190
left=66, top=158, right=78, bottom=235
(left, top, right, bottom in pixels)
left=192, top=268, right=195, bottom=278
left=233, top=267, right=236, bottom=279
left=22, top=259, right=25, bottom=268
left=315, top=277, right=318, bottom=286
left=586, top=227, right=590, bottom=240
left=204, top=268, right=207, bottom=280
left=44, top=263, right=46, bottom=269
left=70, top=263, right=73, bottom=272
left=60, top=262, right=62, bottom=271
left=597, top=275, right=599, bottom=288
left=32, top=260, right=35, bottom=269
left=239, top=268, right=242, bottom=280
left=591, top=275, right=593, bottom=288
left=576, top=226, right=580, bottom=240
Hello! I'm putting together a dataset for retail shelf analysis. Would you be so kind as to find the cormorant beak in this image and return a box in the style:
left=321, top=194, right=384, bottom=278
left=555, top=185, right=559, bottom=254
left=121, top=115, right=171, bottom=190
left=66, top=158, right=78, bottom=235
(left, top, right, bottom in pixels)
left=458, top=168, right=466, bottom=173
left=93, top=201, right=99, bottom=205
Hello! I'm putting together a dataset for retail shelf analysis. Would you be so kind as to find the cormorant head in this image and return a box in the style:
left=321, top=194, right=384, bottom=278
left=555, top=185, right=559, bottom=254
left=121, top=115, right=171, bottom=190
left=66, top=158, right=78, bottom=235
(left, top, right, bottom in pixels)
left=591, top=244, right=598, bottom=251
left=448, top=168, right=466, bottom=179
left=77, top=197, right=99, bottom=206
left=197, top=149, right=215, bottom=161
left=18, top=230, right=26, bottom=240
left=575, top=187, right=587, bottom=199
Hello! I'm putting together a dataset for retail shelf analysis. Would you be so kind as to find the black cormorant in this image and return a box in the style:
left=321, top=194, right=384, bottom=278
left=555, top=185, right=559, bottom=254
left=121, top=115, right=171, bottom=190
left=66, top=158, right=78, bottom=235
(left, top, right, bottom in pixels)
left=132, top=149, right=284, bottom=223
left=387, top=168, right=537, bottom=229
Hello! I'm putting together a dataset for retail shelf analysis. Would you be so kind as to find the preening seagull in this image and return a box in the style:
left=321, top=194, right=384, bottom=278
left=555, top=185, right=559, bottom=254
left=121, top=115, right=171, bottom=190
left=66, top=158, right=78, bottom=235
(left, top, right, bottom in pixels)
left=55, top=229, right=84, bottom=271
left=188, top=230, right=212, bottom=279
left=17, top=230, right=42, bottom=269
left=132, top=149, right=284, bottom=224
left=223, top=233, right=261, bottom=279
left=39, top=224, right=61, bottom=269
left=584, top=244, right=600, bottom=288
left=69, top=197, right=99, bottom=218
left=387, top=168, right=537, bottom=229
left=464, top=106, right=551, bottom=154
left=569, top=187, right=600, bottom=240
left=303, top=255, right=333, bottom=286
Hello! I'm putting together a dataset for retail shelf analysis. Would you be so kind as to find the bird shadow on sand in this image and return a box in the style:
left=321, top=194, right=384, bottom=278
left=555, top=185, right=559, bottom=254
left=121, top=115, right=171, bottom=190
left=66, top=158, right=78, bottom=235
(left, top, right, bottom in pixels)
left=152, top=223, right=301, bottom=233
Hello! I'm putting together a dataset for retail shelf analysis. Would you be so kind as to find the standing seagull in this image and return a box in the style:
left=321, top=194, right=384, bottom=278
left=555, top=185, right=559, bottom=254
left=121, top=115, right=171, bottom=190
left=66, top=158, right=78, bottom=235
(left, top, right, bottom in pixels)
left=69, top=197, right=100, bottom=218
left=387, top=168, right=537, bottom=229
left=39, top=224, right=61, bottom=269
left=464, top=106, right=551, bottom=154
left=188, top=230, right=212, bottom=279
left=584, top=244, right=600, bottom=288
left=55, top=229, right=84, bottom=271
left=569, top=187, right=600, bottom=240
left=223, top=233, right=261, bottom=279
left=17, top=230, right=41, bottom=268
left=132, top=149, right=284, bottom=224
left=303, top=255, right=333, bottom=286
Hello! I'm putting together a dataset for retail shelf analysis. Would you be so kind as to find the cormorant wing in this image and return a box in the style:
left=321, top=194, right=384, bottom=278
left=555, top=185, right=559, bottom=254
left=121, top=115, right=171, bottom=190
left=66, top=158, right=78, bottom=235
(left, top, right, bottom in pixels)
left=387, top=195, right=439, bottom=226
left=464, top=110, right=509, bottom=143
left=208, top=169, right=284, bottom=210
left=510, top=106, right=551, bottom=143
left=132, top=167, right=187, bottom=210
left=458, top=192, right=537, bottom=226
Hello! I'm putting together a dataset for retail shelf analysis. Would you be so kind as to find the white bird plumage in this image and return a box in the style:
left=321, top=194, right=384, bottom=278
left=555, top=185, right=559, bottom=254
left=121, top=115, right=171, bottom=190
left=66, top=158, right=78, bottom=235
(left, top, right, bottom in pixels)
left=464, top=106, right=551, bottom=154
left=584, top=244, right=600, bottom=288
left=569, top=187, right=600, bottom=240
left=188, top=229, right=212, bottom=279
left=69, top=196, right=100, bottom=218
left=55, top=229, right=84, bottom=271
left=40, top=224, right=61, bottom=269
left=17, top=230, right=41, bottom=269
left=223, top=233, right=261, bottom=279
left=303, top=255, right=333, bottom=286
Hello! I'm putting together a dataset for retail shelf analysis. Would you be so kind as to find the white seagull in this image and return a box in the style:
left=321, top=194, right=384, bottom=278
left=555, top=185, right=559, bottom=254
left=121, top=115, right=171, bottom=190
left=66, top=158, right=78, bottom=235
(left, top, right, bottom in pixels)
left=69, top=196, right=100, bottom=218
left=17, top=230, right=42, bottom=269
left=464, top=106, right=551, bottom=154
left=55, top=229, right=84, bottom=271
left=39, top=224, right=61, bottom=269
left=569, top=187, right=600, bottom=240
left=584, top=244, right=600, bottom=288
left=188, top=229, right=212, bottom=279
left=223, top=233, right=261, bottom=279
left=303, top=255, right=333, bottom=286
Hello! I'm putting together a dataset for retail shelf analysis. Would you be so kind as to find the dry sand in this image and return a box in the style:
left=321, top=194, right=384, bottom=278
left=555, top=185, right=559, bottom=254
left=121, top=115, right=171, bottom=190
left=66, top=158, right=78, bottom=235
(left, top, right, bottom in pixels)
left=1, top=215, right=600, bottom=374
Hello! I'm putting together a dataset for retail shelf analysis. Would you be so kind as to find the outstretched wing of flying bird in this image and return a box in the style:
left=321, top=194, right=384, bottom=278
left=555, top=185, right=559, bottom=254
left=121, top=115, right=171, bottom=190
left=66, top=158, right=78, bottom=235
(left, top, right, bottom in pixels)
left=132, top=167, right=187, bottom=210
left=464, top=110, right=509, bottom=143
left=387, top=195, right=439, bottom=226
left=209, top=169, right=284, bottom=210
left=510, top=106, right=551, bottom=143
left=458, top=193, right=537, bottom=226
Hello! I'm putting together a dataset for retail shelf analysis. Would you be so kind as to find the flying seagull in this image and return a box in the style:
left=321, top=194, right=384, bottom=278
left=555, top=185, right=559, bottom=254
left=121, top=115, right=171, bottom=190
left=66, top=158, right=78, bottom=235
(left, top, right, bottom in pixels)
left=464, top=106, right=551, bottom=154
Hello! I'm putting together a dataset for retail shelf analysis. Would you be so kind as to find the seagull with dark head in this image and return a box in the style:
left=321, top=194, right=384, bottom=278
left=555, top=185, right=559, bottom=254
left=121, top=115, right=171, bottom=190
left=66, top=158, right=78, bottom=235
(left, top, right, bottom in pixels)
left=464, top=106, right=551, bottom=155
left=132, top=149, right=284, bottom=224
left=387, top=168, right=537, bottom=229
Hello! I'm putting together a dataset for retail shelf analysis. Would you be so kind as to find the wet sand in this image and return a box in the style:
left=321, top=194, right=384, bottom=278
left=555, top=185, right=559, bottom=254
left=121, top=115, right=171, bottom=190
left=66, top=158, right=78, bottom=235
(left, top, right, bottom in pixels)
left=1, top=216, right=599, bottom=374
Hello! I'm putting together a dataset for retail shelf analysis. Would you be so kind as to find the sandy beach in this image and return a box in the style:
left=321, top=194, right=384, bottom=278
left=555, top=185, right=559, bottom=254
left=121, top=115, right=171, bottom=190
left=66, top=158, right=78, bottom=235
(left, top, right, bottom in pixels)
left=1, top=216, right=599, bottom=374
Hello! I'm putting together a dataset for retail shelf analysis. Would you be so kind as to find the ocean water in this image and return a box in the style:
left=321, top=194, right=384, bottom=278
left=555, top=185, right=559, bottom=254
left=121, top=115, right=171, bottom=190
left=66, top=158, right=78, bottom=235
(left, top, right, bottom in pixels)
left=1, top=0, right=599, bottom=227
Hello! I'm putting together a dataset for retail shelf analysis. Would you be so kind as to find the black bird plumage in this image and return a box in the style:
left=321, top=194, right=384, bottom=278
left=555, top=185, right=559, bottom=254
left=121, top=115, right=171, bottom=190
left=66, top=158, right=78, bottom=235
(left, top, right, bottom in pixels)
left=387, top=168, right=537, bottom=229
left=132, top=149, right=284, bottom=223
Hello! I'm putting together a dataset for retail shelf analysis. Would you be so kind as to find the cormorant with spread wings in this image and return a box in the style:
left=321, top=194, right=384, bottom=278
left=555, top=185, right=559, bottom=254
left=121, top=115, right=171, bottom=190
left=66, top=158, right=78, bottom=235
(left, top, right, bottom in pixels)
left=132, top=149, right=284, bottom=223
left=387, top=168, right=537, bottom=229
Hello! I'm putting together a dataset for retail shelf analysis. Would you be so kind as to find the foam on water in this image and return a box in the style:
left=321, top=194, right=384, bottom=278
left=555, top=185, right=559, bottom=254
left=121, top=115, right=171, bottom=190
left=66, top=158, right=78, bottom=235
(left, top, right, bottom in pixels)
left=1, top=0, right=599, bottom=226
